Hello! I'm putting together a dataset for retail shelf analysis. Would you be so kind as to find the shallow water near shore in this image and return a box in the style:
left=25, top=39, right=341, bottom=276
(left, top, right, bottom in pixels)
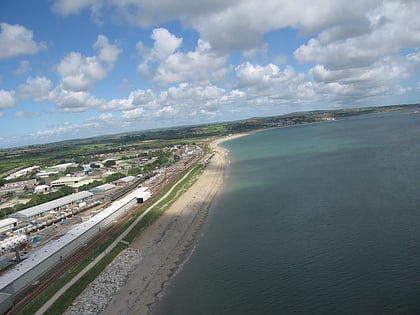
left=154, top=112, right=420, bottom=315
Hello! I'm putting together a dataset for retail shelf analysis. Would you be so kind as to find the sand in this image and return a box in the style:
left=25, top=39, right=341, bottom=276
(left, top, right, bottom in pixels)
left=102, top=135, right=243, bottom=315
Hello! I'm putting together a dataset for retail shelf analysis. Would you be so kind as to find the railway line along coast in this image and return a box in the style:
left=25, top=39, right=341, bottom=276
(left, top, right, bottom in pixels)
left=0, top=145, right=205, bottom=315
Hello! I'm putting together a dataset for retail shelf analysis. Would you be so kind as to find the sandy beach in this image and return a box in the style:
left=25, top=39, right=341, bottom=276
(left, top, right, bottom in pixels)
left=98, top=135, right=243, bottom=315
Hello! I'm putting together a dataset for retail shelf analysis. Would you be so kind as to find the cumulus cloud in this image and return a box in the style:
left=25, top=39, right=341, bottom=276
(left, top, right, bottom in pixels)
left=311, top=53, right=418, bottom=103
left=17, top=76, right=53, bottom=102
left=0, top=90, right=17, bottom=109
left=165, top=83, right=225, bottom=105
left=189, top=0, right=391, bottom=52
left=155, top=105, right=178, bottom=119
left=105, top=82, right=246, bottom=126
left=0, top=23, right=46, bottom=59
left=122, top=107, right=145, bottom=120
left=55, top=0, right=375, bottom=51
left=294, top=1, right=420, bottom=70
left=9, top=0, right=419, bottom=141
left=139, top=29, right=228, bottom=85
left=16, top=76, right=110, bottom=113
left=154, top=40, right=228, bottom=84
left=51, top=0, right=418, bottom=59
left=138, top=28, right=183, bottom=77
left=101, top=89, right=157, bottom=112
left=57, top=35, right=121, bottom=91
left=150, top=28, right=183, bottom=60
left=235, top=62, right=315, bottom=102
left=51, top=88, right=105, bottom=112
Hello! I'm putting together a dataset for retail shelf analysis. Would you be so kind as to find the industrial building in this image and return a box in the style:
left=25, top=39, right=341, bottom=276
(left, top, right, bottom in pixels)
left=89, top=183, right=117, bottom=197
left=113, top=176, right=136, bottom=186
left=8, top=191, right=93, bottom=222
left=0, top=187, right=150, bottom=314
left=50, top=176, right=94, bottom=188
left=0, top=219, right=18, bottom=235
left=35, top=162, right=78, bottom=178
left=4, top=167, right=40, bottom=181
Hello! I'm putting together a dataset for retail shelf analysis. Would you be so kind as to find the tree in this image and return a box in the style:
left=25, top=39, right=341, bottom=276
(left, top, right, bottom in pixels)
left=5, top=192, right=14, bottom=199
left=104, top=160, right=116, bottom=168
left=58, top=185, right=75, bottom=195
left=128, top=167, right=142, bottom=176
left=104, top=173, right=124, bottom=183
left=66, top=165, right=83, bottom=174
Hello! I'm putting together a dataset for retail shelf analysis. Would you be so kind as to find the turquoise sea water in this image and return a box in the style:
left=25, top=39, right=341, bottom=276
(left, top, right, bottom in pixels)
left=154, top=112, right=420, bottom=315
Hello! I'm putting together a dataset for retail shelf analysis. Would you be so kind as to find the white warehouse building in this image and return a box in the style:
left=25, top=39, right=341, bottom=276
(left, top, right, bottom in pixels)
left=8, top=191, right=93, bottom=222
left=0, top=187, right=150, bottom=313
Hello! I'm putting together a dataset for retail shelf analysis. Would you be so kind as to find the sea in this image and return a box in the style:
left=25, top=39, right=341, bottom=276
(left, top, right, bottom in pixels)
left=153, top=111, right=420, bottom=315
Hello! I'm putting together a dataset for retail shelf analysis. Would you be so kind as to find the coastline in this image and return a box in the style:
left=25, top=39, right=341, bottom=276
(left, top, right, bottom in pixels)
left=96, top=133, right=245, bottom=315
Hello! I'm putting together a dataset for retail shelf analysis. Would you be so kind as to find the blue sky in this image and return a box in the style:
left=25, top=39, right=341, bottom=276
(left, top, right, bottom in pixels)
left=0, top=0, right=419, bottom=148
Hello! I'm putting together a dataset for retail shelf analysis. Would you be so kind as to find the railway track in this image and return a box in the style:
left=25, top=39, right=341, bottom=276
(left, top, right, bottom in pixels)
left=6, top=205, right=135, bottom=315
left=5, top=154, right=200, bottom=314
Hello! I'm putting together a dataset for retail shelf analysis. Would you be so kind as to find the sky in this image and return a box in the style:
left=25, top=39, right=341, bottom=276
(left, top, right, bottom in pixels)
left=0, top=0, right=419, bottom=148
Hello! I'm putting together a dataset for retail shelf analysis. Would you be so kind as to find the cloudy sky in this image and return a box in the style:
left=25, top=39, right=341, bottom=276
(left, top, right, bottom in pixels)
left=0, top=0, right=419, bottom=148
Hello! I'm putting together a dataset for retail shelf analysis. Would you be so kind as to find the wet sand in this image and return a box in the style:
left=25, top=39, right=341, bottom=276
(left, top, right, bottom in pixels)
left=102, top=135, right=243, bottom=315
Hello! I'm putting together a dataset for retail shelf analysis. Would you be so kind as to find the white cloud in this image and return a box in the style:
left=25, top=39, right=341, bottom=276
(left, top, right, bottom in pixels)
left=0, top=90, right=17, bottom=109
left=165, top=83, right=225, bottom=104
left=235, top=62, right=314, bottom=102
left=106, top=82, right=244, bottom=125
left=52, top=0, right=97, bottom=15
left=153, top=39, right=228, bottom=84
left=101, top=89, right=157, bottom=112
left=57, top=35, right=121, bottom=91
left=51, top=0, right=417, bottom=60
left=17, top=76, right=53, bottom=102
left=294, top=1, right=420, bottom=70
left=186, top=0, right=379, bottom=51
left=51, top=87, right=105, bottom=112
left=94, top=35, right=121, bottom=63
left=0, top=23, right=46, bottom=59
left=138, top=28, right=183, bottom=77
left=122, top=107, right=145, bottom=120
left=155, top=105, right=178, bottom=119
left=68, top=0, right=376, bottom=51
left=310, top=54, right=418, bottom=103
left=150, top=28, right=183, bottom=60
left=138, top=29, right=227, bottom=84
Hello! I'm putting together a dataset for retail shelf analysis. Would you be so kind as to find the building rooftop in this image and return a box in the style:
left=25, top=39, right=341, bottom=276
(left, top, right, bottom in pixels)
left=89, top=183, right=116, bottom=193
left=9, top=191, right=93, bottom=219
left=0, top=218, right=18, bottom=229
left=114, top=176, right=136, bottom=183
left=0, top=187, right=145, bottom=291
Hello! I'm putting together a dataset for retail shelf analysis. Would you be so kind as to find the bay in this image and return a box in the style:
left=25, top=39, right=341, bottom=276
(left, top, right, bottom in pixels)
left=154, top=112, right=420, bottom=315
